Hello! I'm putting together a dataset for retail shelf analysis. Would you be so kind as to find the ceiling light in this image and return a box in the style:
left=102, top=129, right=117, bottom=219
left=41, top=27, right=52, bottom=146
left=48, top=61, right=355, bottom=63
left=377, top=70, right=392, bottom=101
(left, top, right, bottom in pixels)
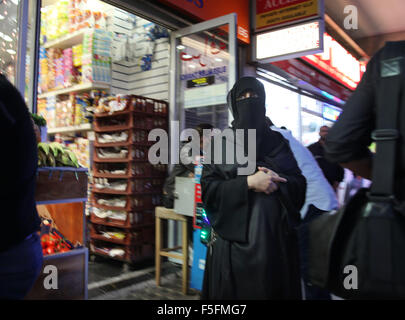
left=11, top=0, right=19, bottom=5
left=3, top=35, right=12, bottom=42
left=0, top=15, right=4, bottom=20
left=182, top=54, right=192, bottom=59
left=176, top=45, right=185, bottom=50
left=189, top=65, right=196, bottom=69
left=215, top=58, right=222, bottom=62
left=7, top=49, right=16, bottom=55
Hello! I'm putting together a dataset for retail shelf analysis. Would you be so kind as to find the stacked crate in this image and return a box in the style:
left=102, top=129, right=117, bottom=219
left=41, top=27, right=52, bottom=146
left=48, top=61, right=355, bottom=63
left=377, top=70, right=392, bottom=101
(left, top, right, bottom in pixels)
left=89, top=95, right=168, bottom=264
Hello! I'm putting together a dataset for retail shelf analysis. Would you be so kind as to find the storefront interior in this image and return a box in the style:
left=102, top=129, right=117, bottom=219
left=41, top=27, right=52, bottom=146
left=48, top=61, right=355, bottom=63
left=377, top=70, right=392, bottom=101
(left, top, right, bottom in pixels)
left=1, top=0, right=374, bottom=300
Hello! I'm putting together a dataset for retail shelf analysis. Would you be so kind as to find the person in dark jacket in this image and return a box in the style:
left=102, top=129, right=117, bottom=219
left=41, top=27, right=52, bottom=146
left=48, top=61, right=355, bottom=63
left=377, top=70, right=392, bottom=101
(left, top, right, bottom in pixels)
left=0, top=74, right=43, bottom=299
left=162, top=123, right=214, bottom=208
left=308, top=126, right=344, bottom=192
left=200, top=77, right=306, bottom=300
left=324, top=41, right=405, bottom=201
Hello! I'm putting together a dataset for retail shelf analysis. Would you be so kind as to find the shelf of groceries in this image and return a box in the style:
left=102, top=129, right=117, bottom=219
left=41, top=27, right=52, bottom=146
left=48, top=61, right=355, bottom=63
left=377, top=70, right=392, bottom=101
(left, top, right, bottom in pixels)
left=38, top=82, right=111, bottom=99
left=47, top=123, right=93, bottom=135
left=43, top=28, right=91, bottom=50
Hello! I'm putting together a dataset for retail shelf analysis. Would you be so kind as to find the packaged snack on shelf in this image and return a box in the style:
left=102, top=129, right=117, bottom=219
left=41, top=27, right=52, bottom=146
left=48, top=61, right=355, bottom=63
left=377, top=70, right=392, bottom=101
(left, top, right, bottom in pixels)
left=46, top=97, right=56, bottom=129
left=72, top=44, right=83, bottom=67
left=57, top=0, right=70, bottom=38
left=37, top=98, right=48, bottom=124
left=96, top=194, right=128, bottom=208
left=63, top=48, right=74, bottom=87
left=94, top=178, right=128, bottom=192
left=92, top=207, right=128, bottom=221
left=55, top=98, right=73, bottom=128
left=55, top=57, right=65, bottom=88
left=97, top=131, right=128, bottom=144
left=94, top=12, right=108, bottom=29
left=97, top=147, right=129, bottom=160
left=95, top=94, right=129, bottom=114
left=73, top=94, right=90, bottom=125
left=90, top=241, right=126, bottom=259
left=68, top=9, right=77, bottom=33
left=67, top=137, right=90, bottom=168
left=90, top=89, right=108, bottom=109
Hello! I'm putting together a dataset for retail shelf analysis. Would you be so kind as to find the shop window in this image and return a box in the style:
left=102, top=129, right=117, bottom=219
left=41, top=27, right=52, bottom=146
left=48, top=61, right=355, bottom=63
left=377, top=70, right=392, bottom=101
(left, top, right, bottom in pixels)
left=177, top=26, right=231, bottom=130
left=301, top=111, right=324, bottom=147
left=0, top=0, right=20, bottom=85
left=37, top=0, right=171, bottom=168
left=259, top=79, right=300, bottom=140
left=0, top=1, right=39, bottom=109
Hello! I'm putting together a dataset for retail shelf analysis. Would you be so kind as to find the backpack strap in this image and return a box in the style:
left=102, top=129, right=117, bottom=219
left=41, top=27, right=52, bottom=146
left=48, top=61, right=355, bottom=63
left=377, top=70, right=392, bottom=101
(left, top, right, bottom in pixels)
left=370, top=42, right=404, bottom=199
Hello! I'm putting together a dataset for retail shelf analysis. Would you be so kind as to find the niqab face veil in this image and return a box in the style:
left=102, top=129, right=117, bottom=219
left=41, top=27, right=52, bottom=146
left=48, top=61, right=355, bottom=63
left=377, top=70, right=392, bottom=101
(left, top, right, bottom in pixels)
left=228, top=77, right=277, bottom=158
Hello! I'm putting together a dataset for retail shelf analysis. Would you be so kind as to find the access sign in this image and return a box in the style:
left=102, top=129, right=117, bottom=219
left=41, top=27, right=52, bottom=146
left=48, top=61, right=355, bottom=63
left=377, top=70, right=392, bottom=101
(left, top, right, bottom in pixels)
left=255, top=0, right=322, bottom=31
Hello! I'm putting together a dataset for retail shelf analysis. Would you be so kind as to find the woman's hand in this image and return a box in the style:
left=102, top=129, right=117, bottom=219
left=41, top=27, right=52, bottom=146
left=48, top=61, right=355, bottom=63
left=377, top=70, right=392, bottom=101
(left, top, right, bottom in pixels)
left=247, top=168, right=287, bottom=194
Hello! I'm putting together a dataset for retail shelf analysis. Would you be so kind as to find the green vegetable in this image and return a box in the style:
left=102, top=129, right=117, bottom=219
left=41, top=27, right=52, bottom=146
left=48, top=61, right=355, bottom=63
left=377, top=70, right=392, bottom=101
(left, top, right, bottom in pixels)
left=46, top=153, right=56, bottom=167
left=65, top=150, right=79, bottom=168
left=38, top=149, right=47, bottom=167
left=31, top=113, right=47, bottom=127
left=48, top=142, right=65, bottom=157
left=37, top=142, right=80, bottom=168
left=38, top=142, right=50, bottom=156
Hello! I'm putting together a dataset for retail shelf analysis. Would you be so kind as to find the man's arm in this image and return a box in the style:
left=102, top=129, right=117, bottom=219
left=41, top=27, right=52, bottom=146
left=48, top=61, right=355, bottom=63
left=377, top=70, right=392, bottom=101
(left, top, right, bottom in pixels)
left=325, top=55, right=377, bottom=173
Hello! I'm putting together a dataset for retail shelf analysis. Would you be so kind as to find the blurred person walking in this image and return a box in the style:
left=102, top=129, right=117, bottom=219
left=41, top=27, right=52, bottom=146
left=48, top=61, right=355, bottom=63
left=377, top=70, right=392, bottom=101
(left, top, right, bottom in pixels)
left=266, top=117, right=337, bottom=300
left=308, top=126, right=344, bottom=192
left=0, top=75, right=43, bottom=299
left=162, top=123, right=214, bottom=209
left=302, top=41, right=405, bottom=299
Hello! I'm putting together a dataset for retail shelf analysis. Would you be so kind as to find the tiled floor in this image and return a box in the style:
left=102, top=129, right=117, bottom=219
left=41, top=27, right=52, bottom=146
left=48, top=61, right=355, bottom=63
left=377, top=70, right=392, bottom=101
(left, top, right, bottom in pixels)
left=88, top=256, right=201, bottom=300
left=91, top=270, right=201, bottom=300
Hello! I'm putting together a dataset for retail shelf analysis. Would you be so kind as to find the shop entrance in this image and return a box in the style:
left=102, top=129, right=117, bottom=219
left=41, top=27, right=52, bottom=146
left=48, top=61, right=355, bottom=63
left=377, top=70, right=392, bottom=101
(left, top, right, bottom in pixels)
left=167, top=14, right=238, bottom=264
left=32, top=0, right=239, bottom=299
left=170, top=13, right=237, bottom=131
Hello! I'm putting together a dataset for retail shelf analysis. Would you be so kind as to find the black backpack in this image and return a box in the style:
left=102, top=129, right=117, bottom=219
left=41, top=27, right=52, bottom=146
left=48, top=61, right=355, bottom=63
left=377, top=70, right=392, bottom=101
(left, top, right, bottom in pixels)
left=300, top=42, right=405, bottom=299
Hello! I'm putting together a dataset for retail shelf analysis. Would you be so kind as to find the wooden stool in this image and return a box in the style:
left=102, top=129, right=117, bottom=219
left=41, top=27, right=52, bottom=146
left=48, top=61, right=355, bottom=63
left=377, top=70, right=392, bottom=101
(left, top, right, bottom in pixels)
left=155, top=206, right=189, bottom=295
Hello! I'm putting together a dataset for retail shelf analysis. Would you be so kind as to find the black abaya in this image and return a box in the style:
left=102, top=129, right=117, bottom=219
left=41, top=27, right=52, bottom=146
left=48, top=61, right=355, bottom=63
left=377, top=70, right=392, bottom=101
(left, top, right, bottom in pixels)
left=200, top=77, right=306, bottom=299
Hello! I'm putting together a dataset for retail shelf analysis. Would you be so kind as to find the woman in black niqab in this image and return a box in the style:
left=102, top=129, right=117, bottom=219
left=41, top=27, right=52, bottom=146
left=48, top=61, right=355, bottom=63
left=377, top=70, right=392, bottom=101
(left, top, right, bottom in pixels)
left=201, top=77, right=306, bottom=300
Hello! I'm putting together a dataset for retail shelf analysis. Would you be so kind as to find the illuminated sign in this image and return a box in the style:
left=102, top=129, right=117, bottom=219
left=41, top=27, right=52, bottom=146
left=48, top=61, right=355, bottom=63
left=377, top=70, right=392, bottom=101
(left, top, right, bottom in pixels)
left=272, top=59, right=354, bottom=102
left=187, top=75, right=215, bottom=88
left=301, top=33, right=364, bottom=90
left=180, top=66, right=227, bottom=81
left=255, top=0, right=322, bottom=31
left=323, top=105, right=341, bottom=122
left=158, top=0, right=250, bottom=43
left=254, top=20, right=324, bottom=63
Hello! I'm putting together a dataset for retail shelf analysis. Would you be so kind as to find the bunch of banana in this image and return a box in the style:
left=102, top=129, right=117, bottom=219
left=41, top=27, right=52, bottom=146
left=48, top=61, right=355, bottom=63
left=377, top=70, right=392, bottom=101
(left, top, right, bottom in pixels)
left=38, top=142, right=80, bottom=168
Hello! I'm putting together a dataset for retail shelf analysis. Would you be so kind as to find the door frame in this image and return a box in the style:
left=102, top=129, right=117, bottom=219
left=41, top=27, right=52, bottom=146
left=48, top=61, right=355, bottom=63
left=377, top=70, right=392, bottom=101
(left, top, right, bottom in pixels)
left=168, top=13, right=238, bottom=257
left=169, top=13, right=238, bottom=131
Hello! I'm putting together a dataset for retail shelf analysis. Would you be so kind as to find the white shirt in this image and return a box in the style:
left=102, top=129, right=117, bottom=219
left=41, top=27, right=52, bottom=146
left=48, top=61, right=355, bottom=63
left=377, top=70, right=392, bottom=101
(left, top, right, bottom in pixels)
left=271, top=126, right=338, bottom=218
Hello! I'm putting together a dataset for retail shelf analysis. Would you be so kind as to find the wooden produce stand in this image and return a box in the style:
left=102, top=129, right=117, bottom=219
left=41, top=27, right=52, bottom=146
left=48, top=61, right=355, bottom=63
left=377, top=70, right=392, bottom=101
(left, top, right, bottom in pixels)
left=26, top=167, right=89, bottom=300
